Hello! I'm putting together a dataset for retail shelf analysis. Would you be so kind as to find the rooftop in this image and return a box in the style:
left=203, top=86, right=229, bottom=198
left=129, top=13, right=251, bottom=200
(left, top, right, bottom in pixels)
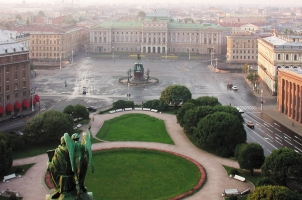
left=0, top=41, right=28, bottom=55
left=264, top=36, right=302, bottom=46
left=279, top=68, right=302, bottom=79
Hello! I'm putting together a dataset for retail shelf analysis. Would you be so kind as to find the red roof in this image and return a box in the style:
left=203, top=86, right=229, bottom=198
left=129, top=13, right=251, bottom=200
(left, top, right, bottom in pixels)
left=14, top=101, right=22, bottom=109
left=6, top=103, right=13, bottom=112
left=34, top=94, right=40, bottom=102
left=22, top=99, right=30, bottom=107
left=30, top=98, right=37, bottom=105
left=0, top=106, right=5, bottom=114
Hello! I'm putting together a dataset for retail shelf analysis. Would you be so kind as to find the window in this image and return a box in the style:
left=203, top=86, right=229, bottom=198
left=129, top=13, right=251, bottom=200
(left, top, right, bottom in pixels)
left=286, top=54, right=289, bottom=60
left=6, top=85, right=9, bottom=91
left=294, top=54, right=297, bottom=61
left=14, top=83, right=18, bottom=90
left=277, top=54, right=281, bottom=60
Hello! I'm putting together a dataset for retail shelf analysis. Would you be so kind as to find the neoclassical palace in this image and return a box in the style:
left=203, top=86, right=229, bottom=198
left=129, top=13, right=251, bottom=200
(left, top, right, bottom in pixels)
left=258, top=36, right=302, bottom=95
left=90, top=10, right=230, bottom=55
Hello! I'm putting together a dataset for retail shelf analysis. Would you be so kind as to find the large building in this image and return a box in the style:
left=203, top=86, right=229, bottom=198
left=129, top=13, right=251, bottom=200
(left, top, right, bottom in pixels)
left=90, top=10, right=230, bottom=55
left=257, top=36, right=302, bottom=95
left=226, top=33, right=259, bottom=65
left=0, top=38, right=31, bottom=117
left=278, top=68, right=302, bottom=123
left=12, top=25, right=84, bottom=61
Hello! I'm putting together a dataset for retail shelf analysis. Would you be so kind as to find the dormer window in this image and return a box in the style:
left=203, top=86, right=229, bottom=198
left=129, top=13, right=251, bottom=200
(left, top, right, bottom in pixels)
left=21, top=47, right=24, bottom=51
left=13, top=48, right=16, bottom=52
left=5, top=49, right=7, bottom=53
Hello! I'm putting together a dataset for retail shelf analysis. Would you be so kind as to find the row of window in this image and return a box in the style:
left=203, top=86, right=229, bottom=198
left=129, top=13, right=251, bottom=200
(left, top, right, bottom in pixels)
left=232, top=45, right=258, bottom=48
left=95, top=46, right=206, bottom=52
left=232, top=55, right=258, bottom=59
left=232, top=50, right=256, bottom=54
left=277, top=54, right=300, bottom=61
left=32, top=46, right=63, bottom=51
left=94, top=31, right=218, bottom=37
left=232, top=39, right=256, bottom=43
left=1, top=92, right=27, bottom=102
left=31, top=52, right=63, bottom=58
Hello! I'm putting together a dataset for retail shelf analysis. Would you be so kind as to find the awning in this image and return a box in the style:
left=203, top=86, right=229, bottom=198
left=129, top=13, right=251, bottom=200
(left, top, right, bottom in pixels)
left=0, top=106, right=5, bottom=114
left=14, top=101, right=22, bottom=109
left=34, top=94, right=40, bottom=102
left=30, top=98, right=37, bottom=105
left=6, top=103, right=13, bottom=112
left=22, top=99, right=30, bottom=107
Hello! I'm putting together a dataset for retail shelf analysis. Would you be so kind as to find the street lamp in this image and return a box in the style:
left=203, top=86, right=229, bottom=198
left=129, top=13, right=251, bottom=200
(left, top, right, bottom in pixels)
left=261, top=89, right=263, bottom=111
left=210, top=47, right=214, bottom=66
left=215, top=58, right=218, bottom=71
left=188, top=48, right=190, bottom=60
left=31, top=88, right=35, bottom=111
left=165, top=48, right=167, bottom=59
left=127, top=83, right=130, bottom=101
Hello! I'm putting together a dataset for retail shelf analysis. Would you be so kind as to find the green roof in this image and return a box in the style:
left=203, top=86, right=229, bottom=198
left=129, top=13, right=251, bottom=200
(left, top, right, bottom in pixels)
left=168, top=22, right=229, bottom=30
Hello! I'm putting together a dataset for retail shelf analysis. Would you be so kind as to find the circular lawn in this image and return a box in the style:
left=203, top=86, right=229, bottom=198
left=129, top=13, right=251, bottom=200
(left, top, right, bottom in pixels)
left=84, top=148, right=206, bottom=200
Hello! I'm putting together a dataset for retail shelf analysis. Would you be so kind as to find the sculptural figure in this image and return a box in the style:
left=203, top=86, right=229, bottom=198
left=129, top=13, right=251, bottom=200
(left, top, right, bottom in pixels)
left=47, top=125, right=94, bottom=200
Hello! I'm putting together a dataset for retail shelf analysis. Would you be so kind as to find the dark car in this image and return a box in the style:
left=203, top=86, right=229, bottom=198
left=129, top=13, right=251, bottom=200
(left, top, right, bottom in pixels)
left=11, top=113, right=23, bottom=119
left=87, top=106, right=97, bottom=112
left=246, top=121, right=255, bottom=129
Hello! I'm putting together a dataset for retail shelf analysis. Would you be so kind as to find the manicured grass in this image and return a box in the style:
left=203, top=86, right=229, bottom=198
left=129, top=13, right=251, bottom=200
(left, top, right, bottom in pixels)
left=12, top=142, right=58, bottom=160
left=0, top=196, right=22, bottom=200
left=85, top=148, right=201, bottom=200
left=96, top=113, right=174, bottom=144
left=0, top=163, right=35, bottom=180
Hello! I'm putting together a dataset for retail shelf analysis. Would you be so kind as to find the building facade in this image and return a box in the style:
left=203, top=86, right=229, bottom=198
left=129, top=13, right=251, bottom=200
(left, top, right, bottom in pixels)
left=0, top=40, right=31, bottom=117
left=90, top=11, right=230, bottom=55
left=258, top=36, right=302, bottom=95
left=226, top=33, right=258, bottom=65
left=278, top=68, right=302, bottom=123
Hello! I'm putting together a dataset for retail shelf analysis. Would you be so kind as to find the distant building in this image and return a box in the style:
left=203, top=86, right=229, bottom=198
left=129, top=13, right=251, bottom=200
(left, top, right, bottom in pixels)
left=257, top=36, right=302, bottom=95
left=12, top=25, right=84, bottom=61
left=0, top=38, right=31, bottom=117
left=277, top=68, right=302, bottom=123
left=0, top=30, right=30, bottom=49
left=90, top=9, right=230, bottom=55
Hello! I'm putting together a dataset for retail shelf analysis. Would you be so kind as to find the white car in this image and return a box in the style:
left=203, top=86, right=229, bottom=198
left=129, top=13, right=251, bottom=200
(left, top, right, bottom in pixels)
left=76, top=124, right=82, bottom=128
left=232, top=86, right=238, bottom=91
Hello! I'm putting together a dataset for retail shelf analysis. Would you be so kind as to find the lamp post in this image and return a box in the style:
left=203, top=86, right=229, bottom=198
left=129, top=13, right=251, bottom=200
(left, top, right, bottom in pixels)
left=210, top=47, right=214, bottom=66
left=215, top=58, right=218, bottom=71
left=188, top=48, right=190, bottom=60
left=261, top=89, right=263, bottom=111
left=31, top=88, right=35, bottom=112
left=59, top=55, right=62, bottom=69
left=127, top=83, right=130, bottom=101
left=165, top=48, right=167, bottom=59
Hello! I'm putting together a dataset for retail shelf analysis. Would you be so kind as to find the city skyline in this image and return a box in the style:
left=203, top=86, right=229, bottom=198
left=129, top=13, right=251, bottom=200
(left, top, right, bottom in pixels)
left=1, top=0, right=302, bottom=6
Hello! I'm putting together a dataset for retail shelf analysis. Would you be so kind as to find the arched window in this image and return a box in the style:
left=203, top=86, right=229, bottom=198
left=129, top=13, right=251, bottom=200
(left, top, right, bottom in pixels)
left=294, top=54, right=297, bottom=61
left=277, top=54, right=281, bottom=60
left=286, top=54, right=289, bottom=60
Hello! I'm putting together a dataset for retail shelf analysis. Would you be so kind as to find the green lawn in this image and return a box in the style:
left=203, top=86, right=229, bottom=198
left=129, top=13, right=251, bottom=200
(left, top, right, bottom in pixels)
left=0, top=163, right=35, bottom=180
left=96, top=113, right=174, bottom=144
left=85, top=148, right=201, bottom=200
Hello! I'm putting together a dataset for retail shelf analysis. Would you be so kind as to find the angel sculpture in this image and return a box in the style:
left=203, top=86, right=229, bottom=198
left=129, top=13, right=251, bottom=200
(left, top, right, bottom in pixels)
left=47, top=125, right=94, bottom=199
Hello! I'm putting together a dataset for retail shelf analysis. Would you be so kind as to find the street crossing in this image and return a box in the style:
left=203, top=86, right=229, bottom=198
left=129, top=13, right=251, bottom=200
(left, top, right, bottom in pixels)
left=235, top=105, right=258, bottom=111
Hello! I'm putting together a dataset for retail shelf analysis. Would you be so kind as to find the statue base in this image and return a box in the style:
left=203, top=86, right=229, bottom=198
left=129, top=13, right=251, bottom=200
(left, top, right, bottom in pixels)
left=46, top=190, right=93, bottom=200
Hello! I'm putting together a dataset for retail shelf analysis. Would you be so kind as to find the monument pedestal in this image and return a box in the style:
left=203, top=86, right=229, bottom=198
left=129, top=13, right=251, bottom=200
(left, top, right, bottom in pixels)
left=46, top=190, right=93, bottom=200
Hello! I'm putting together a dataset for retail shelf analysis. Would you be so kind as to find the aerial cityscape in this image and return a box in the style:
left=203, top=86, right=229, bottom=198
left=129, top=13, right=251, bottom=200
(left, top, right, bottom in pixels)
left=0, top=0, right=302, bottom=199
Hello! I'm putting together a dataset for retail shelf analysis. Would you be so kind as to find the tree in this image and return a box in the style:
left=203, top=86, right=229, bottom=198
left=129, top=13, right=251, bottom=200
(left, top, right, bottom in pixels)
left=195, top=96, right=221, bottom=107
left=0, top=133, right=13, bottom=173
left=160, top=85, right=192, bottom=108
left=261, top=148, right=302, bottom=185
left=137, top=11, right=146, bottom=21
left=242, top=63, right=249, bottom=73
left=183, top=106, right=214, bottom=135
left=113, top=100, right=134, bottom=110
left=63, top=105, right=74, bottom=116
left=143, top=99, right=168, bottom=111
left=237, top=143, right=265, bottom=176
left=23, top=110, right=74, bottom=144
left=257, top=177, right=276, bottom=187
left=73, top=104, right=89, bottom=119
left=248, top=185, right=302, bottom=200
left=246, top=73, right=260, bottom=87
left=176, top=102, right=196, bottom=126
left=38, top=10, right=46, bottom=17
left=213, top=105, right=244, bottom=123
left=194, top=112, right=246, bottom=154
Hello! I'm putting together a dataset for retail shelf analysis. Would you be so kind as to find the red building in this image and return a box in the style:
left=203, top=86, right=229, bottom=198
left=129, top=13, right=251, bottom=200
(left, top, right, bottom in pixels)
left=0, top=39, right=32, bottom=117
left=278, top=68, right=302, bottom=123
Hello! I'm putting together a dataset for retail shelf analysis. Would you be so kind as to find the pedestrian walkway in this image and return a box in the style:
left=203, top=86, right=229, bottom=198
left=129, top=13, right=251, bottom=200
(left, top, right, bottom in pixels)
left=0, top=111, right=251, bottom=200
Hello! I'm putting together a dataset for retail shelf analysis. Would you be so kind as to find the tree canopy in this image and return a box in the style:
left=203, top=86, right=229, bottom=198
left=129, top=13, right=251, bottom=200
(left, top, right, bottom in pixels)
left=176, top=102, right=196, bottom=126
left=160, top=85, right=192, bottom=107
left=0, top=133, right=13, bottom=173
left=113, top=100, right=134, bottom=110
left=248, top=185, right=302, bottom=200
left=261, top=148, right=302, bottom=185
left=194, top=112, right=246, bottom=154
left=38, top=10, right=45, bottom=17
left=63, top=104, right=89, bottom=119
left=143, top=99, right=168, bottom=111
left=23, top=110, right=74, bottom=144
left=237, top=143, right=265, bottom=176
left=195, top=96, right=221, bottom=107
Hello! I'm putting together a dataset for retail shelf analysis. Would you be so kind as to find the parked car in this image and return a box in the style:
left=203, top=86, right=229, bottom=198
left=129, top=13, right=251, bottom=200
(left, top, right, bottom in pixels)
left=227, top=83, right=233, bottom=89
left=9, top=131, right=23, bottom=136
left=246, top=121, right=255, bottom=129
left=11, top=113, right=23, bottom=119
left=232, top=86, right=238, bottom=91
left=87, top=106, right=97, bottom=112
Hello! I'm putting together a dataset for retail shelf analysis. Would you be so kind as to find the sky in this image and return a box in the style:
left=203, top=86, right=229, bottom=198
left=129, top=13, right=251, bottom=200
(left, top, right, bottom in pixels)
left=1, top=0, right=301, bottom=6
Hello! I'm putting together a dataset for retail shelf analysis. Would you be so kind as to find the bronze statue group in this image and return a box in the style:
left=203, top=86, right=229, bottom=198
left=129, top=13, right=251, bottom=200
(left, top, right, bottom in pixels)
left=47, top=125, right=94, bottom=199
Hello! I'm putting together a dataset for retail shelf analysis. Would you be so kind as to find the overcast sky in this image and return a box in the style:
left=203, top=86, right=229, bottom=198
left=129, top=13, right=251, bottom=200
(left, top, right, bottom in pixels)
left=2, top=0, right=301, bottom=6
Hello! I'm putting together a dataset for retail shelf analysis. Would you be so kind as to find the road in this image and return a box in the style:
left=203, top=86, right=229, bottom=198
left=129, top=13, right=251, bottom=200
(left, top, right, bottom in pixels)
left=2, top=53, right=299, bottom=156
